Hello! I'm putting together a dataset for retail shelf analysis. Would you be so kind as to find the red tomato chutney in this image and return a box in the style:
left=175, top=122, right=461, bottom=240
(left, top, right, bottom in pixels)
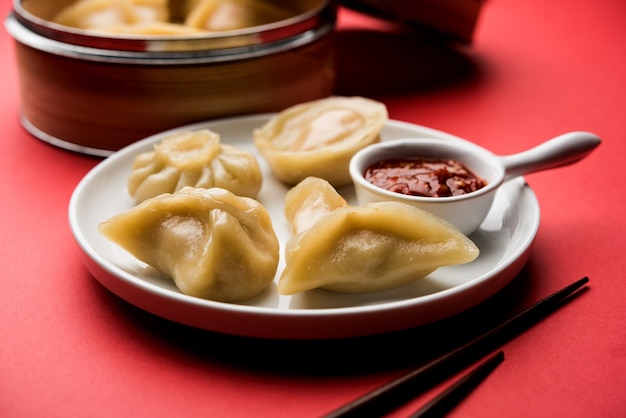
left=363, top=157, right=488, bottom=197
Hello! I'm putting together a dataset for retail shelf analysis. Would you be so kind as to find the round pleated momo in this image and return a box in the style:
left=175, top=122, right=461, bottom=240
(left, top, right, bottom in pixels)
left=128, top=129, right=262, bottom=203
left=98, top=187, right=280, bottom=303
left=253, top=96, right=388, bottom=187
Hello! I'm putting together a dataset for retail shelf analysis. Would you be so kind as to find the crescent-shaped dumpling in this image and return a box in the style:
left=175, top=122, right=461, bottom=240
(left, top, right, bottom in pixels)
left=99, top=187, right=280, bottom=303
left=254, top=96, right=388, bottom=187
left=278, top=200, right=479, bottom=295
left=128, top=129, right=262, bottom=203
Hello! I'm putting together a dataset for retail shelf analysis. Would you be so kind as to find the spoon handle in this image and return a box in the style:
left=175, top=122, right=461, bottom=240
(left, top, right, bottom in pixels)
left=499, top=131, right=601, bottom=179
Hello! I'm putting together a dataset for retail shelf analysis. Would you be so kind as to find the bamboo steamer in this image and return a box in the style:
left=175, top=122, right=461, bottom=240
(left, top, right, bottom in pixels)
left=6, top=0, right=336, bottom=156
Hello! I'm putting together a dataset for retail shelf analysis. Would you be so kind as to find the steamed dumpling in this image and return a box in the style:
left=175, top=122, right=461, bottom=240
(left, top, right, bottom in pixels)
left=128, top=129, right=262, bottom=203
left=99, top=187, right=280, bottom=303
left=184, top=0, right=294, bottom=32
left=278, top=180, right=479, bottom=294
left=254, top=96, right=388, bottom=187
left=53, top=0, right=169, bottom=31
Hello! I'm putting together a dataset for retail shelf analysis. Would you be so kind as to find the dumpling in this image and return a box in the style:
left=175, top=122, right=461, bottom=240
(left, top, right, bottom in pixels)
left=254, top=96, right=388, bottom=187
left=128, top=129, right=262, bottom=203
left=278, top=196, right=479, bottom=295
left=53, top=0, right=169, bottom=31
left=284, top=176, right=348, bottom=235
left=184, top=0, right=294, bottom=32
left=99, top=187, right=280, bottom=303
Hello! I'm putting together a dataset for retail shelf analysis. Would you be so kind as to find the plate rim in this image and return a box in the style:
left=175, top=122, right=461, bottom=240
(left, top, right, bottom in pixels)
left=68, top=115, right=541, bottom=338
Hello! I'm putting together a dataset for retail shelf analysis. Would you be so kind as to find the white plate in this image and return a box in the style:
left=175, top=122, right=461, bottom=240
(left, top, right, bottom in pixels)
left=69, top=115, right=540, bottom=340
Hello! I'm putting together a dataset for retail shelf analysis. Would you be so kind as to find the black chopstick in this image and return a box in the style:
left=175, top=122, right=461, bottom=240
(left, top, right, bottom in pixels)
left=323, top=277, right=589, bottom=418
left=409, top=350, right=504, bottom=418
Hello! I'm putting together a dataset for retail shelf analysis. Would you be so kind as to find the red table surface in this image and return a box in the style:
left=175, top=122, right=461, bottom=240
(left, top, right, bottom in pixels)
left=1, top=1, right=625, bottom=417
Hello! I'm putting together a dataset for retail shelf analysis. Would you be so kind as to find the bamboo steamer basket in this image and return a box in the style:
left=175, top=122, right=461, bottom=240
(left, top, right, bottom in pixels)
left=6, top=0, right=336, bottom=156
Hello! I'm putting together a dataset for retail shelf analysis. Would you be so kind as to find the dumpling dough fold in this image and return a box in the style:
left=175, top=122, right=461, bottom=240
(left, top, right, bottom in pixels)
left=284, top=176, right=348, bottom=236
left=99, top=187, right=279, bottom=303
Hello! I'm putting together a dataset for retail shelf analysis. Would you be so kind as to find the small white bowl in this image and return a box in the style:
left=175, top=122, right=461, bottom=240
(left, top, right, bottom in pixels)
left=349, top=131, right=601, bottom=235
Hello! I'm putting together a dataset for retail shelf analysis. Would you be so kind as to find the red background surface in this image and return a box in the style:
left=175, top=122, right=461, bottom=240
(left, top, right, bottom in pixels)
left=1, top=1, right=625, bottom=417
